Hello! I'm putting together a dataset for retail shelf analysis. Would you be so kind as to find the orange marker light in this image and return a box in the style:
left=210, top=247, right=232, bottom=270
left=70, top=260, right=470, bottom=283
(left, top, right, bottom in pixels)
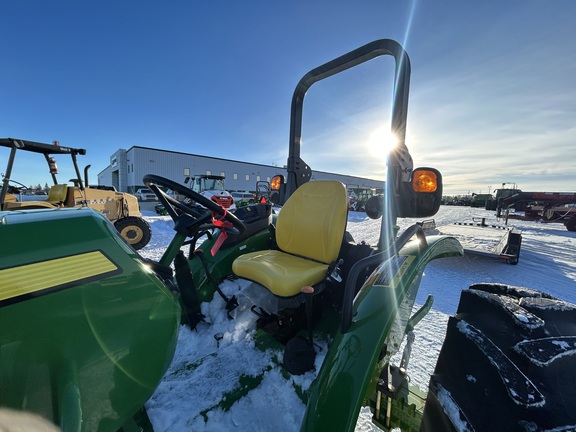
left=270, top=175, right=284, bottom=191
left=413, top=169, right=437, bottom=192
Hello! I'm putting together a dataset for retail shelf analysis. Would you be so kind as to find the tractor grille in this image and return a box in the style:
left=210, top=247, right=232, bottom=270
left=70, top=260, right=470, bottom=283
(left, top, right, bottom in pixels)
left=212, top=196, right=233, bottom=209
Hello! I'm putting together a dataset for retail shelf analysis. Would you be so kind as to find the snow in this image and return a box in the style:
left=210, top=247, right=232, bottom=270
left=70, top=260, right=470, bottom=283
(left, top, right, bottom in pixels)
left=435, top=384, right=472, bottom=432
left=138, top=205, right=576, bottom=431
left=514, top=336, right=576, bottom=367
left=468, top=289, right=545, bottom=330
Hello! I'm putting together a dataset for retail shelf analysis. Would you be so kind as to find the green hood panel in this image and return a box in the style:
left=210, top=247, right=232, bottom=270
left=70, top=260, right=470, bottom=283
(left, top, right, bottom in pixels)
left=0, top=208, right=181, bottom=432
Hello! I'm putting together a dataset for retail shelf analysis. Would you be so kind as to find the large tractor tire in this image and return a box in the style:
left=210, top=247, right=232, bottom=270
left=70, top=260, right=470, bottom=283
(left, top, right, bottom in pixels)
left=421, top=283, right=576, bottom=432
left=114, top=216, right=152, bottom=250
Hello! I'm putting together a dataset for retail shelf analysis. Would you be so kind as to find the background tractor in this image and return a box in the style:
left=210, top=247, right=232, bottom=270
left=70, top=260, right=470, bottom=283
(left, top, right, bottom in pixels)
left=154, top=174, right=235, bottom=216
left=0, top=138, right=152, bottom=249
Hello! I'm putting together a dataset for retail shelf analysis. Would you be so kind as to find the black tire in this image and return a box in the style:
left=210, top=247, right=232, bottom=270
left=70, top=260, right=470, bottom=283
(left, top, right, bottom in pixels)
left=421, top=283, right=576, bottom=432
left=485, top=199, right=497, bottom=211
left=269, top=192, right=279, bottom=205
left=565, top=215, right=576, bottom=232
left=114, top=216, right=152, bottom=250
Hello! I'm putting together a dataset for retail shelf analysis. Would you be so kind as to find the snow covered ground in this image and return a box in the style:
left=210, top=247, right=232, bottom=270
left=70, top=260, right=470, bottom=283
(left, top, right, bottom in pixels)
left=138, top=204, right=576, bottom=431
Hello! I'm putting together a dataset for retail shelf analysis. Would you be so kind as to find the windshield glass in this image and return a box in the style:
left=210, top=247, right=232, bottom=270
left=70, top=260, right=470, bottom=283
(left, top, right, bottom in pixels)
left=193, top=177, right=225, bottom=192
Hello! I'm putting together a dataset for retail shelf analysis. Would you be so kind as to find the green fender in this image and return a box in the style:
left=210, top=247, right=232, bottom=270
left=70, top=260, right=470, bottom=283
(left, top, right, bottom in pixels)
left=0, top=208, right=181, bottom=432
left=301, top=235, right=463, bottom=432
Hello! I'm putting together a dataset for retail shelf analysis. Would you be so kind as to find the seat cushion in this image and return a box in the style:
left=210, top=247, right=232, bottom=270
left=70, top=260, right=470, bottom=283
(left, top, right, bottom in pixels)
left=232, top=250, right=329, bottom=297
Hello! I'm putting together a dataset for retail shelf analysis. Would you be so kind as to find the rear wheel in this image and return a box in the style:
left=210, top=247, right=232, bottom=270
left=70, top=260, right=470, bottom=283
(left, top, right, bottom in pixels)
left=114, top=217, right=152, bottom=250
left=421, top=283, right=576, bottom=431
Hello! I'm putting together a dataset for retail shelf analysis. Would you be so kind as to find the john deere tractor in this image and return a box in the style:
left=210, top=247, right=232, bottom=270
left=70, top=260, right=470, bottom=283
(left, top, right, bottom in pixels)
left=1, top=39, right=574, bottom=432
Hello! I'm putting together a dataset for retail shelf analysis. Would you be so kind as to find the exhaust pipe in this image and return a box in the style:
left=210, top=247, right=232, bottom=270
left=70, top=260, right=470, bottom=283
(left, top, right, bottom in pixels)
left=84, top=164, right=91, bottom=188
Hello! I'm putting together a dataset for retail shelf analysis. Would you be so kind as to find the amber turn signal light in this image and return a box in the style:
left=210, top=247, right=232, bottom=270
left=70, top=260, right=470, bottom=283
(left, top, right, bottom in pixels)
left=412, top=169, right=438, bottom=192
left=270, top=175, right=284, bottom=191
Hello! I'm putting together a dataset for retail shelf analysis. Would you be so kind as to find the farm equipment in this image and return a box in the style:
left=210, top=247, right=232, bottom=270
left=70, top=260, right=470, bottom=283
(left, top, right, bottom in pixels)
left=231, top=191, right=256, bottom=207
left=0, top=138, right=152, bottom=249
left=2, top=39, right=576, bottom=432
left=487, top=187, right=576, bottom=231
left=428, top=218, right=522, bottom=264
left=347, top=186, right=382, bottom=211
left=520, top=202, right=576, bottom=231
left=154, top=174, right=235, bottom=216
left=185, top=174, right=235, bottom=210
left=469, top=192, right=492, bottom=208
left=485, top=186, right=521, bottom=211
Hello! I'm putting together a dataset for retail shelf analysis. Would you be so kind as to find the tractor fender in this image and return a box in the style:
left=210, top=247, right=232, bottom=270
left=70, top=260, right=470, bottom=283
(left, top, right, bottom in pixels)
left=300, top=235, right=463, bottom=431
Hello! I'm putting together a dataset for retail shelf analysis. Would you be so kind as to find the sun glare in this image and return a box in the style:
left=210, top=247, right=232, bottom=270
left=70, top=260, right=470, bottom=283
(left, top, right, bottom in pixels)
left=367, top=125, right=398, bottom=158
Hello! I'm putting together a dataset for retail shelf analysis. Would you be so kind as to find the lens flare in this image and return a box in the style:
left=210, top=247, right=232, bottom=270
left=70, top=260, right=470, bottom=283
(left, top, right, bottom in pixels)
left=367, top=126, right=398, bottom=159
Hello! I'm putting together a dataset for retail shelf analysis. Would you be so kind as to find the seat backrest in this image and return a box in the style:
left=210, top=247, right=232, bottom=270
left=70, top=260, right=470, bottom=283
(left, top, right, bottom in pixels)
left=276, top=180, right=348, bottom=264
left=47, top=184, right=68, bottom=203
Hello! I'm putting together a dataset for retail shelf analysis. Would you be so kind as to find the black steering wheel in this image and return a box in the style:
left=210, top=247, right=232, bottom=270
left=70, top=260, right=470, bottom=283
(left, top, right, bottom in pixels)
left=3, top=178, right=28, bottom=193
left=143, top=174, right=246, bottom=233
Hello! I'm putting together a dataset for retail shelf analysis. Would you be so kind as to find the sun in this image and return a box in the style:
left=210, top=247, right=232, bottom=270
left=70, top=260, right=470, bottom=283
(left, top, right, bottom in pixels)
left=367, top=125, right=399, bottom=158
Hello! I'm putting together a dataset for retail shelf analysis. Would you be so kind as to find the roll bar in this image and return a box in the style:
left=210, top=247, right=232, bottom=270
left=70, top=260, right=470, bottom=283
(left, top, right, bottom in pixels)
left=0, top=138, right=87, bottom=207
left=284, top=39, right=412, bottom=202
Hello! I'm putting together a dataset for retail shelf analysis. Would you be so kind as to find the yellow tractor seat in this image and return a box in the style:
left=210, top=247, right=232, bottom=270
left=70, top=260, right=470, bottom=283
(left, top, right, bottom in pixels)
left=2, top=184, right=72, bottom=211
left=47, top=184, right=69, bottom=204
left=232, top=180, right=348, bottom=297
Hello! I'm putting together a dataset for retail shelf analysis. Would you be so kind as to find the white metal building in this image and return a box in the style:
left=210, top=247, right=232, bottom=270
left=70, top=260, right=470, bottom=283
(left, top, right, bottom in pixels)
left=98, top=146, right=383, bottom=194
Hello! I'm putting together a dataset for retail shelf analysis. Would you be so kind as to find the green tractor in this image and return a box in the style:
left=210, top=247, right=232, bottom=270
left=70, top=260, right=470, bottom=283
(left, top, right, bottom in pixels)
left=1, top=39, right=575, bottom=432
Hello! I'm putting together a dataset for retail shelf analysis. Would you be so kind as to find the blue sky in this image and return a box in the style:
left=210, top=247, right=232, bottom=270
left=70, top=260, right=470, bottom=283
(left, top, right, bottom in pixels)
left=1, top=1, right=574, bottom=195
